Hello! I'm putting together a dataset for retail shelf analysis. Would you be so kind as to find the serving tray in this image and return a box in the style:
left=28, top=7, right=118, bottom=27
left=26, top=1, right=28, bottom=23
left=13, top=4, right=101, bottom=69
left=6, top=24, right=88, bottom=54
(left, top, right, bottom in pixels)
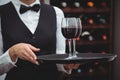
left=37, top=53, right=117, bottom=64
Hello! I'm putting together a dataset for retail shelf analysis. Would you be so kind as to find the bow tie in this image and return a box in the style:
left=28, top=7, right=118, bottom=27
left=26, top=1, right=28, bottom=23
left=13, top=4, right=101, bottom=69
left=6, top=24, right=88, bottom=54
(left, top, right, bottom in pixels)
left=20, top=4, right=40, bottom=14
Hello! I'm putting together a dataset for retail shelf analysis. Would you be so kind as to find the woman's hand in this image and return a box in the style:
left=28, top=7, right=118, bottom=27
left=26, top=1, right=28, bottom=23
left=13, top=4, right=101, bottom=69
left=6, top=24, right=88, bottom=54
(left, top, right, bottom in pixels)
left=9, top=43, right=40, bottom=65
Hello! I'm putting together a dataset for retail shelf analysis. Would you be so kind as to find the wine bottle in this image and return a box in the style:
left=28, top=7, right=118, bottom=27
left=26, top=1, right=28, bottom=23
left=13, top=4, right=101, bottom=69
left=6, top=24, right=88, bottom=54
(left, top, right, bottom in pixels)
left=82, top=13, right=96, bottom=25
left=96, top=0, right=111, bottom=8
left=74, top=1, right=80, bottom=8
left=50, top=0, right=69, bottom=8
left=87, top=18, right=94, bottom=25
left=81, top=31, right=94, bottom=41
left=91, top=29, right=109, bottom=41
left=87, top=1, right=94, bottom=8
left=82, top=0, right=95, bottom=8
left=95, top=13, right=109, bottom=24
left=61, top=2, right=67, bottom=8
left=73, top=0, right=82, bottom=8
left=102, top=34, right=107, bottom=41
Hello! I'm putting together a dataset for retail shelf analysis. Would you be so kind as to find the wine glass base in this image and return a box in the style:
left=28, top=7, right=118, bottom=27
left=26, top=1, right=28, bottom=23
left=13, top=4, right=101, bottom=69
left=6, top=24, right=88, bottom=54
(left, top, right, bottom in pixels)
left=73, top=51, right=79, bottom=54
left=65, top=54, right=78, bottom=59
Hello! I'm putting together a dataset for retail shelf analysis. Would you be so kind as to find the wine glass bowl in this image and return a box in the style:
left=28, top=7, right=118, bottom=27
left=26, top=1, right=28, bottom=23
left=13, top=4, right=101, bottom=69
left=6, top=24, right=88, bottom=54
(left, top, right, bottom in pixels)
left=61, top=17, right=82, bottom=59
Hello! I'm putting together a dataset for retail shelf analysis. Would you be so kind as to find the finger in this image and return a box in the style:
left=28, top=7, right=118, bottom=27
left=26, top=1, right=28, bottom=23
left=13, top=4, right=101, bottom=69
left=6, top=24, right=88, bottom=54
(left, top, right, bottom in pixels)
left=28, top=44, right=40, bottom=52
left=64, top=64, right=74, bottom=70
left=35, top=60, right=39, bottom=65
left=69, top=64, right=75, bottom=68
left=73, top=64, right=80, bottom=69
left=24, top=47, right=37, bottom=60
left=63, top=64, right=69, bottom=70
left=21, top=51, right=34, bottom=62
left=22, top=51, right=38, bottom=65
left=24, top=47, right=40, bottom=65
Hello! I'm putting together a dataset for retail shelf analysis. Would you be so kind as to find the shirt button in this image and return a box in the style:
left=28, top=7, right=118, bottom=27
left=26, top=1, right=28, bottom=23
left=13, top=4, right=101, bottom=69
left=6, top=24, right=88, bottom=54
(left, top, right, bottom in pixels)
left=32, top=36, right=36, bottom=39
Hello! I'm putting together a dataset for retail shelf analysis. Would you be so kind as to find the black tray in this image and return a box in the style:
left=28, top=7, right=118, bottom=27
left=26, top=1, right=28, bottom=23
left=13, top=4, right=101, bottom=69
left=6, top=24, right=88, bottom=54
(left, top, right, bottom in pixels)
left=37, top=53, right=117, bottom=64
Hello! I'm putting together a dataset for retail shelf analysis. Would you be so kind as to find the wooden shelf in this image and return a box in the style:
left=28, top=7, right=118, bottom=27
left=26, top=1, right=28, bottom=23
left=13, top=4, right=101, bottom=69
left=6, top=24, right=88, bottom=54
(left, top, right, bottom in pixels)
left=83, top=24, right=111, bottom=29
left=76, top=40, right=110, bottom=45
left=62, top=7, right=110, bottom=13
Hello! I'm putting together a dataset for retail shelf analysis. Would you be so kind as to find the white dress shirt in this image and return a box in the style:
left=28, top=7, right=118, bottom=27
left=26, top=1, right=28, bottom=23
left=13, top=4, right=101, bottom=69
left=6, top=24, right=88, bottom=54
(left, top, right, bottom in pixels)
left=0, top=0, right=11, bottom=6
left=0, top=0, right=69, bottom=77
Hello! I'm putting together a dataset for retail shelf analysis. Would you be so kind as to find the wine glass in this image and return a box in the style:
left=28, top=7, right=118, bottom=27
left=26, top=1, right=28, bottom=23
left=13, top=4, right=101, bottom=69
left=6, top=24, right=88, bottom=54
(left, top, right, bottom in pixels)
left=73, top=18, right=82, bottom=54
left=61, top=17, right=82, bottom=59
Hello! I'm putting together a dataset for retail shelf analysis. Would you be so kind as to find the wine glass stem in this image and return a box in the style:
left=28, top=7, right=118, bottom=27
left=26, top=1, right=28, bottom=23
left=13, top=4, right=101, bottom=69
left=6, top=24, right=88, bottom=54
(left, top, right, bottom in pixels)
left=73, top=39, right=76, bottom=53
left=73, top=39, right=78, bottom=57
left=68, top=39, right=72, bottom=58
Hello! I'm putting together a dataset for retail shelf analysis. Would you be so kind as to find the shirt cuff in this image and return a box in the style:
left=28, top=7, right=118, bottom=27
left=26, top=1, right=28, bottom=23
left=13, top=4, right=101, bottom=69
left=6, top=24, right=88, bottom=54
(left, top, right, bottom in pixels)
left=4, top=50, right=17, bottom=66
left=0, top=50, right=18, bottom=75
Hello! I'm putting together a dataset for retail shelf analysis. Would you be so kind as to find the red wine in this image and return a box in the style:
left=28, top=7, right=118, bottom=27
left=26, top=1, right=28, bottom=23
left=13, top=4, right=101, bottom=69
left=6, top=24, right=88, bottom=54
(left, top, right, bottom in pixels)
left=62, top=27, right=80, bottom=39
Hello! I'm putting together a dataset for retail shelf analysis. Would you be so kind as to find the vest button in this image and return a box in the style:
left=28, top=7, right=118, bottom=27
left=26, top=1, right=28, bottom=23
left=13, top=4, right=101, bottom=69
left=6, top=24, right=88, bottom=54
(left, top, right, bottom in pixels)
left=32, top=36, right=36, bottom=39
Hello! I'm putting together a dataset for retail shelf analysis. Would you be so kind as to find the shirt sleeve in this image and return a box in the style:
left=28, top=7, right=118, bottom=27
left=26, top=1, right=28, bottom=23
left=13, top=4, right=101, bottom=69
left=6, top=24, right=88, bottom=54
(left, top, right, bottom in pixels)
left=0, top=51, right=16, bottom=75
left=54, top=6, right=66, bottom=54
left=0, top=17, right=17, bottom=75
left=53, top=6, right=72, bottom=74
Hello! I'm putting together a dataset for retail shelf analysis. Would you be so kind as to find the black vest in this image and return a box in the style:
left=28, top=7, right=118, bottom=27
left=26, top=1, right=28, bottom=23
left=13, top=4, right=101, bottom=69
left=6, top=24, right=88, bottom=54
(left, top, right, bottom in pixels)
left=0, top=2, right=58, bottom=80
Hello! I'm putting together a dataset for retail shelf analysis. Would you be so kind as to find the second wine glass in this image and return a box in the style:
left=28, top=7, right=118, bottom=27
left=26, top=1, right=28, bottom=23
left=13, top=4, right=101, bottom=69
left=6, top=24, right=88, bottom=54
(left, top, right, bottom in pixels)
left=73, top=18, right=82, bottom=54
left=61, top=17, right=82, bottom=59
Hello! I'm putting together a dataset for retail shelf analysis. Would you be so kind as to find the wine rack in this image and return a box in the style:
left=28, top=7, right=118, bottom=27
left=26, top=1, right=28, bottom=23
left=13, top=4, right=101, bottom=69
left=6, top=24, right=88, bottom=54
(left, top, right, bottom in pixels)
left=50, top=0, right=113, bottom=53
left=49, top=0, right=113, bottom=80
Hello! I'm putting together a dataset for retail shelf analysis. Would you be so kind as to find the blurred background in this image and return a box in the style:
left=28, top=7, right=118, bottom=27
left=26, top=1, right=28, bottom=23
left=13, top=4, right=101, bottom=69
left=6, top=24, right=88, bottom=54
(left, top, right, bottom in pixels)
left=43, top=0, right=120, bottom=80
left=0, top=0, right=120, bottom=80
